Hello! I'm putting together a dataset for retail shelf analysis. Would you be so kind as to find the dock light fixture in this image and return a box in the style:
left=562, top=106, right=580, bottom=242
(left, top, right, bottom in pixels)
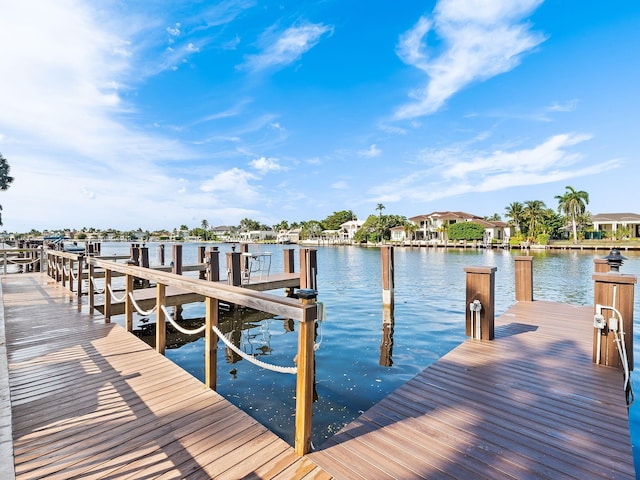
left=603, top=248, right=627, bottom=272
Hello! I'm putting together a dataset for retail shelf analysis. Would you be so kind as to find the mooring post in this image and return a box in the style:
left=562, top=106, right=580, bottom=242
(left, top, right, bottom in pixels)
left=300, top=248, right=318, bottom=290
left=514, top=256, right=533, bottom=302
left=226, top=252, right=241, bottom=286
left=240, top=243, right=249, bottom=277
left=139, top=246, right=150, bottom=287
left=130, top=243, right=140, bottom=266
left=158, top=244, right=165, bottom=266
left=156, top=283, right=166, bottom=355
left=593, top=258, right=610, bottom=273
left=198, top=246, right=206, bottom=279
left=381, top=246, right=394, bottom=306
left=592, top=250, right=636, bottom=370
left=464, top=266, right=496, bottom=340
left=172, top=244, right=182, bottom=275
left=284, top=248, right=295, bottom=297
left=205, top=296, right=219, bottom=390
left=206, top=247, right=220, bottom=282
left=295, top=289, right=318, bottom=456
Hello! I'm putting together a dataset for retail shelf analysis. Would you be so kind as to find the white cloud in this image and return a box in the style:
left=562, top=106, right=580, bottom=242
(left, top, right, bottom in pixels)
left=200, top=168, right=260, bottom=204
left=359, top=144, right=382, bottom=158
left=547, top=99, right=578, bottom=112
left=167, top=23, right=181, bottom=37
left=370, top=132, right=618, bottom=203
left=250, top=157, right=284, bottom=173
left=331, top=181, right=349, bottom=190
left=241, top=22, right=333, bottom=71
left=395, top=0, right=545, bottom=119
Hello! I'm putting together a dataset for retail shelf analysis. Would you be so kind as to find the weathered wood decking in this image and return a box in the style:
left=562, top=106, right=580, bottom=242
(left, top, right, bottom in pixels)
left=309, top=300, right=635, bottom=479
left=2, top=272, right=635, bottom=479
left=2, top=273, right=330, bottom=479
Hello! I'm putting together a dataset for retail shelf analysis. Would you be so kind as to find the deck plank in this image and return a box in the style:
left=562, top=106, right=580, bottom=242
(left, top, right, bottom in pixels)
left=309, top=300, right=635, bottom=479
left=3, top=273, right=329, bottom=479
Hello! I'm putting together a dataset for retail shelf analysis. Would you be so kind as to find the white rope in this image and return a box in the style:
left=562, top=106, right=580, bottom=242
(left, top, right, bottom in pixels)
left=90, top=276, right=105, bottom=295
left=7, top=257, right=41, bottom=266
left=160, top=305, right=207, bottom=335
left=211, top=323, right=297, bottom=375
left=128, top=292, right=158, bottom=316
left=69, top=266, right=79, bottom=281
left=107, top=283, right=126, bottom=303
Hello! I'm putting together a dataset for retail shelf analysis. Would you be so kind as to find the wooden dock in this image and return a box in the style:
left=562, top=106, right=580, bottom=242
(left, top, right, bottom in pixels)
left=92, top=272, right=301, bottom=316
left=2, top=273, right=330, bottom=479
left=309, top=300, right=635, bottom=479
left=2, top=270, right=636, bottom=479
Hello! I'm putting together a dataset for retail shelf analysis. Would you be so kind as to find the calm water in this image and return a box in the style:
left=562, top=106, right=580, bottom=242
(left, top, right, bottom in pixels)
left=100, top=242, right=640, bottom=467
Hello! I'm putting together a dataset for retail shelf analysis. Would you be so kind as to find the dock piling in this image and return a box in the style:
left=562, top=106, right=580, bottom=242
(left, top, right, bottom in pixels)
left=464, top=266, right=496, bottom=340
left=514, top=256, right=533, bottom=302
left=381, top=246, right=394, bottom=306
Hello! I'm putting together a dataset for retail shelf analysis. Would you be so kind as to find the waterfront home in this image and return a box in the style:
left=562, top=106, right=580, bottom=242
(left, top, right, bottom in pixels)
left=409, top=211, right=511, bottom=244
left=239, top=229, right=276, bottom=242
left=592, top=213, right=640, bottom=239
left=276, top=228, right=301, bottom=244
left=390, top=225, right=406, bottom=243
left=340, top=220, right=364, bottom=241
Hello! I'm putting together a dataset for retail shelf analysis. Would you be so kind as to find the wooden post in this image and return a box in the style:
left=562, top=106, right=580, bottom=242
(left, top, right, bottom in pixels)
left=130, top=244, right=140, bottom=266
left=240, top=243, right=249, bottom=276
left=594, top=259, right=610, bottom=273
left=381, top=246, right=394, bottom=306
left=226, top=252, right=241, bottom=286
left=125, top=274, right=134, bottom=332
left=300, top=249, right=318, bottom=290
left=76, top=254, right=84, bottom=303
left=205, top=296, right=219, bottom=390
left=104, top=269, right=112, bottom=323
left=592, top=272, right=636, bottom=370
left=61, top=258, right=67, bottom=289
left=156, top=283, right=166, bottom=354
left=295, top=290, right=317, bottom=456
left=464, top=266, right=496, bottom=340
left=514, top=256, right=533, bottom=302
left=88, top=260, right=95, bottom=313
left=69, top=258, right=75, bottom=293
left=206, top=248, right=220, bottom=282
left=140, top=246, right=149, bottom=268
left=172, top=244, right=182, bottom=275
left=284, top=249, right=295, bottom=297
left=3, top=251, right=7, bottom=275
left=198, top=246, right=206, bottom=279
left=158, top=244, right=165, bottom=266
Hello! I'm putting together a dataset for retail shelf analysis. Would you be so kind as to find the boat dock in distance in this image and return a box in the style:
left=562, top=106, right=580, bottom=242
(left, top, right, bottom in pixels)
left=0, top=247, right=636, bottom=478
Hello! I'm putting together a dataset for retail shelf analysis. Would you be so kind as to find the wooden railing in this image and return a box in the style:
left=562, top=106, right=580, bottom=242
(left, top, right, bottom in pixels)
left=1, top=248, right=44, bottom=274
left=44, top=248, right=318, bottom=455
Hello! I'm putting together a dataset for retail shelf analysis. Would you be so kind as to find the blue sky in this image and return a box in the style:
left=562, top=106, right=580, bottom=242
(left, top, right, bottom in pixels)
left=1, top=0, right=639, bottom=232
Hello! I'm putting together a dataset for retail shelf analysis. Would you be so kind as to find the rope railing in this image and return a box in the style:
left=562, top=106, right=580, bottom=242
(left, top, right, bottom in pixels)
left=90, top=276, right=105, bottom=295
left=211, top=323, right=297, bottom=375
left=160, top=304, right=206, bottom=335
left=6, top=257, right=41, bottom=266
left=128, top=291, right=158, bottom=317
left=107, top=283, right=126, bottom=303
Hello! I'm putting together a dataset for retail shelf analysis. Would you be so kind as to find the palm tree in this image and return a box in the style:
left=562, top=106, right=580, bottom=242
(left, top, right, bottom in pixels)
left=555, top=186, right=589, bottom=244
left=201, top=219, right=209, bottom=241
left=504, top=202, right=524, bottom=233
left=404, top=222, right=418, bottom=245
left=523, top=200, right=547, bottom=238
left=0, top=153, right=14, bottom=226
left=375, top=204, right=386, bottom=243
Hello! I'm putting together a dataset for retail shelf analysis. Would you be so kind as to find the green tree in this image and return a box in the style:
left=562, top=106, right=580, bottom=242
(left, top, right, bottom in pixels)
left=0, top=153, right=14, bottom=225
left=523, top=200, right=547, bottom=237
left=322, top=210, right=356, bottom=230
left=301, top=220, right=323, bottom=239
left=504, top=202, right=524, bottom=233
left=555, top=186, right=589, bottom=245
left=239, top=218, right=261, bottom=231
left=201, top=219, right=209, bottom=240
left=354, top=215, right=379, bottom=243
left=404, top=222, right=418, bottom=244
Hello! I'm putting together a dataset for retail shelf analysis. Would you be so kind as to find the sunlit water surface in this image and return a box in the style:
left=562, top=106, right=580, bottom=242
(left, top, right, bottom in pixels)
left=101, top=242, right=640, bottom=469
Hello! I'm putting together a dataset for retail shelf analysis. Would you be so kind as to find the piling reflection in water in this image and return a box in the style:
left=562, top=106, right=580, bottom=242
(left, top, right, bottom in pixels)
left=379, top=304, right=394, bottom=367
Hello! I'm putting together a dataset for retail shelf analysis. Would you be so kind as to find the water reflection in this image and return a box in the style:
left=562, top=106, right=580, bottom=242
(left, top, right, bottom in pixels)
left=379, top=305, right=394, bottom=367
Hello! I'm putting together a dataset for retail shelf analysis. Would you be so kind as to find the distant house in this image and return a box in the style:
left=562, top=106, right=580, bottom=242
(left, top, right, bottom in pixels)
left=276, top=228, right=301, bottom=244
left=340, top=220, right=364, bottom=241
left=390, top=226, right=406, bottom=243
left=408, top=211, right=510, bottom=244
left=591, top=213, right=640, bottom=239
left=239, top=230, right=276, bottom=242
